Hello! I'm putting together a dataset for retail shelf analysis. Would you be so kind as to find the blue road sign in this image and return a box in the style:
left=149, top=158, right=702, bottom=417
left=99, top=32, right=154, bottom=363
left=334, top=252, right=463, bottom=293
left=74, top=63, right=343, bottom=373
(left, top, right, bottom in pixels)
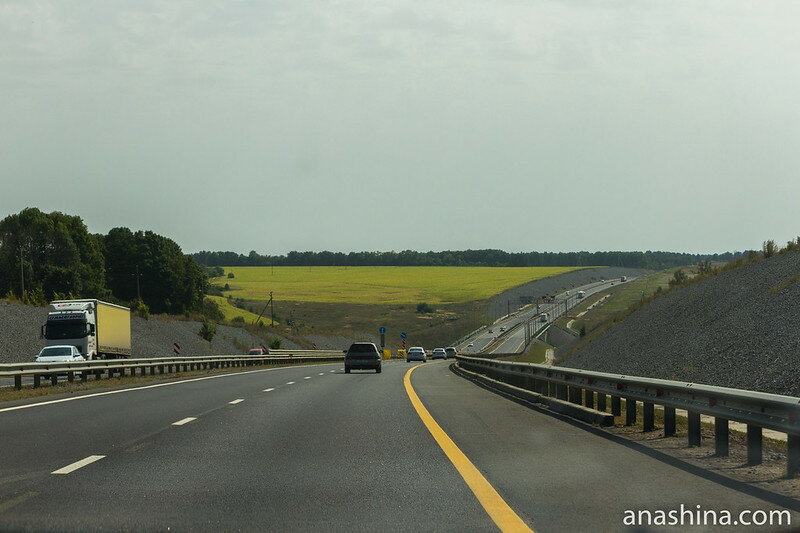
left=379, top=326, right=387, bottom=334
left=400, top=332, right=407, bottom=339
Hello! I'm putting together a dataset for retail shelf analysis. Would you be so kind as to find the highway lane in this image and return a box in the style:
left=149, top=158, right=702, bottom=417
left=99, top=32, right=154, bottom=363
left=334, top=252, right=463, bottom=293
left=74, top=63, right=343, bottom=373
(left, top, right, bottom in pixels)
left=459, top=278, right=629, bottom=356
left=0, top=361, right=492, bottom=531
left=2, top=359, right=798, bottom=531
left=488, top=279, right=627, bottom=355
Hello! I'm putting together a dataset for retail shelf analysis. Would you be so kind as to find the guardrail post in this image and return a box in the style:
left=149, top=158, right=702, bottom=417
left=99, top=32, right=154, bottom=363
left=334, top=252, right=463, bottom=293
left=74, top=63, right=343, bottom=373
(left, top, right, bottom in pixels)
left=664, top=407, right=676, bottom=437
left=557, top=384, right=568, bottom=401
left=747, top=426, right=762, bottom=465
left=788, top=434, right=800, bottom=478
left=81, top=371, right=87, bottom=383
left=625, top=398, right=637, bottom=426
left=67, top=371, right=74, bottom=383
left=585, top=391, right=594, bottom=409
left=688, top=411, right=701, bottom=446
left=15, top=375, right=22, bottom=390
left=611, top=396, right=621, bottom=416
left=568, top=387, right=582, bottom=404
left=50, top=374, right=58, bottom=386
left=150, top=366, right=155, bottom=376
left=597, top=393, right=606, bottom=412
left=643, top=402, right=655, bottom=432
left=714, top=418, right=729, bottom=456
left=34, top=374, right=41, bottom=388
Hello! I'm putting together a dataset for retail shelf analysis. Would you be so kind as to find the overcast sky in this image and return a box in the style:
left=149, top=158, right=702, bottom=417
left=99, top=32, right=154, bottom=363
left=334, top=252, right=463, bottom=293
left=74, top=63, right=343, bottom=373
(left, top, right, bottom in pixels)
left=2, top=1, right=799, bottom=255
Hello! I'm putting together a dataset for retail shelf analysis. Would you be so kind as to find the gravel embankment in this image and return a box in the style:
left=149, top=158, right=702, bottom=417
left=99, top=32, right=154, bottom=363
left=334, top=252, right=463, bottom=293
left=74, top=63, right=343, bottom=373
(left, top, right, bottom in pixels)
left=0, top=302, right=299, bottom=364
left=488, top=267, right=648, bottom=318
left=560, top=251, right=800, bottom=396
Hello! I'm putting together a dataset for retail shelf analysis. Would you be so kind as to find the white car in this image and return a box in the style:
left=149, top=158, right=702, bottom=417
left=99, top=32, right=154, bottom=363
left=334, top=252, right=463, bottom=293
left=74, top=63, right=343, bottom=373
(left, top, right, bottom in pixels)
left=36, top=345, right=84, bottom=363
left=406, top=347, right=427, bottom=362
left=467, top=342, right=474, bottom=347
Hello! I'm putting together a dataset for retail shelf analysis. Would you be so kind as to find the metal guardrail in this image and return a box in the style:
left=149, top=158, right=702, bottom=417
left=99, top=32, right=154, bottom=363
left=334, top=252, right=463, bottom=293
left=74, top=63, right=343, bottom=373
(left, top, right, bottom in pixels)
left=456, top=354, right=800, bottom=477
left=0, top=351, right=344, bottom=391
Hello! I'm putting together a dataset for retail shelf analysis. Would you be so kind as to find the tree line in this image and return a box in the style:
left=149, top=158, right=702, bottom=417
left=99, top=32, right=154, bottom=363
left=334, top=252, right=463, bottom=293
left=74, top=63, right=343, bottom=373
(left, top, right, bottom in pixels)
left=193, top=249, right=744, bottom=270
left=0, top=208, right=206, bottom=314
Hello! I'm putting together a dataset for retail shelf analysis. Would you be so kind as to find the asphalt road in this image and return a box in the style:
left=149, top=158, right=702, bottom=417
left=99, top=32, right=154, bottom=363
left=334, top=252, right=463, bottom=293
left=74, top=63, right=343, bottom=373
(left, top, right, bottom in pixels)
left=459, top=279, right=626, bottom=356
left=1, top=360, right=797, bottom=531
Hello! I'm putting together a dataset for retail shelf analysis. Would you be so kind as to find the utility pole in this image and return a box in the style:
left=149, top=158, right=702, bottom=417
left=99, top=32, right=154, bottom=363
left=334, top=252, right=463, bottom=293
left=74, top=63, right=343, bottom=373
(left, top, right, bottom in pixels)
left=270, top=291, right=275, bottom=326
left=19, top=244, right=24, bottom=298
left=135, top=265, right=141, bottom=300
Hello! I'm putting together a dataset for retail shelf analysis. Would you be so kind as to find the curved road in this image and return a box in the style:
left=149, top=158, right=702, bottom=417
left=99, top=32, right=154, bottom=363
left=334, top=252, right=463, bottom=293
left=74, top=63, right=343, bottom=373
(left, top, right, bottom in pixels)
left=0, top=360, right=796, bottom=531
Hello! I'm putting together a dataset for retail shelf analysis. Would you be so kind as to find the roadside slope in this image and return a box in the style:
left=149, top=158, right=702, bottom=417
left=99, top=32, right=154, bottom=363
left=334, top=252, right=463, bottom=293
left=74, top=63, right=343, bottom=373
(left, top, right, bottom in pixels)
left=559, top=251, right=800, bottom=396
left=0, top=301, right=299, bottom=364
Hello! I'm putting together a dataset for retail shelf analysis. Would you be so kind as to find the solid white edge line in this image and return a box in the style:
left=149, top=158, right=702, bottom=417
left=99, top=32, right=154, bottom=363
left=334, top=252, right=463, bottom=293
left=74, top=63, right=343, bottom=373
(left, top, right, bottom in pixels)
left=0, top=362, right=340, bottom=415
left=172, top=417, right=197, bottom=426
left=52, top=455, right=106, bottom=475
left=229, top=399, right=244, bottom=404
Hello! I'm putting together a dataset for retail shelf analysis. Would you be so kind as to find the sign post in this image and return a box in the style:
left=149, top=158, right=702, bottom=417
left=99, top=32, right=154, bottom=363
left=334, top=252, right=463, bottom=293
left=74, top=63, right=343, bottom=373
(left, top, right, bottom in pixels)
left=379, top=326, right=386, bottom=350
left=400, top=331, right=407, bottom=350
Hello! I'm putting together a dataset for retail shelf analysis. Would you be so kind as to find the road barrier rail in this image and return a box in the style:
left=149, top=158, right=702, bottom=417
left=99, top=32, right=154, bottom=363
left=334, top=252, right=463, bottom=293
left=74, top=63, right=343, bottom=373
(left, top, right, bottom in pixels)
left=456, top=354, right=800, bottom=477
left=0, top=351, right=344, bottom=391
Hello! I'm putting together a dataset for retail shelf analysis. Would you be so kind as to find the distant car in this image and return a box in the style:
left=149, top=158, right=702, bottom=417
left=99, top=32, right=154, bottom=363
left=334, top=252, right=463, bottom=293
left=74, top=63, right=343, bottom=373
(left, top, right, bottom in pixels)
left=577, top=290, right=586, bottom=299
left=467, top=343, right=474, bottom=348
left=621, top=276, right=627, bottom=282
left=406, top=346, right=427, bottom=362
left=431, top=348, right=447, bottom=360
left=344, top=342, right=382, bottom=373
left=488, top=329, right=493, bottom=334
left=499, top=326, right=506, bottom=332
left=445, top=347, right=457, bottom=359
left=248, top=348, right=269, bottom=356
left=600, top=279, right=605, bottom=283
left=36, top=345, right=84, bottom=363
left=540, top=313, right=549, bottom=323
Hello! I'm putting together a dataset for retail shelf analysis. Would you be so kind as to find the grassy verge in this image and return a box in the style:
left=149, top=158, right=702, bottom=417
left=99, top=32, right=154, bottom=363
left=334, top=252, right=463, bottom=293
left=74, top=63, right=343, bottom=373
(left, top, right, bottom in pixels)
left=0, top=360, right=339, bottom=404
left=500, top=340, right=553, bottom=364
left=556, top=267, right=699, bottom=362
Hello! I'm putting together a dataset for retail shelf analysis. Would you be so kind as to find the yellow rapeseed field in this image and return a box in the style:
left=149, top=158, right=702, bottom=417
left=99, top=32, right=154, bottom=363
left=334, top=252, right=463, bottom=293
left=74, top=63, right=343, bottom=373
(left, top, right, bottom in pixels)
left=211, top=266, right=587, bottom=304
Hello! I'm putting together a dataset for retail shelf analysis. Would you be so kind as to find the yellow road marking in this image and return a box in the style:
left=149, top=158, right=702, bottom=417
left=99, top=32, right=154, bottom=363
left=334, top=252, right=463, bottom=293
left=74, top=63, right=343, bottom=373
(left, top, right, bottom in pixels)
left=0, top=491, right=37, bottom=514
left=404, top=365, right=534, bottom=533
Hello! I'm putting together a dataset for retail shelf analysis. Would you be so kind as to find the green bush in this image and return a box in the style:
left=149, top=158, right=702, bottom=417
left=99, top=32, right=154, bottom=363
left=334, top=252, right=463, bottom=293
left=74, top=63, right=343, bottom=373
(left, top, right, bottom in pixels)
left=130, top=298, right=150, bottom=320
left=227, top=272, right=235, bottom=279
left=763, top=240, right=777, bottom=258
left=416, top=302, right=435, bottom=314
left=231, top=315, right=245, bottom=324
left=199, top=320, right=217, bottom=342
left=669, top=269, right=688, bottom=287
left=269, top=338, right=282, bottom=350
left=201, top=298, right=224, bottom=322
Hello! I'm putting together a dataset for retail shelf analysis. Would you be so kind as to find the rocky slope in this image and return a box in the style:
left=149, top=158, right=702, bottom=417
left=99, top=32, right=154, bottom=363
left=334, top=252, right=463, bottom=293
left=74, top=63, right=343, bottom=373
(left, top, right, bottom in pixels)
left=560, top=251, right=800, bottom=396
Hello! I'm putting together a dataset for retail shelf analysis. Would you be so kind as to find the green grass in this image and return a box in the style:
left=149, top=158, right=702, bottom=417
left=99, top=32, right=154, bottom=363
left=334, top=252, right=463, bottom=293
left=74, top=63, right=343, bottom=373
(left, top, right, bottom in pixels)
left=500, top=340, right=553, bottom=364
left=565, top=267, right=689, bottom=335
left=212, top=266, right=588, bottom=304
left=206, top=295, right=273, bottom=324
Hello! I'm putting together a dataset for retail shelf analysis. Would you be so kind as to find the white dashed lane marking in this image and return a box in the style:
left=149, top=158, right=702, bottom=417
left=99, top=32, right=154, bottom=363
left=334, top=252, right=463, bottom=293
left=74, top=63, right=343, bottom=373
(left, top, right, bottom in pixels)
left=304, top=376, right=312, bottom=380
left=229, top=399, right=244, bottom=405
left=172, top=417, right=197, bottom=426
left=263, top=388, right=275, bottom=392
left=52, top=455, right=106, bottom=475
left=286, top=381, right=295, bottom=385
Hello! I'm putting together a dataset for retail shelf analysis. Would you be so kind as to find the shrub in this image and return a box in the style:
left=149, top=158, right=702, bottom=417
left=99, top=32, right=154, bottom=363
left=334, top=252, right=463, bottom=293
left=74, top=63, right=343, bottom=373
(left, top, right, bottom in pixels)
left=130, top=298, right=150, bottom=320
left=201, top=298, right=224, bottom=322
left=416, top=302, right=435, bottom=313
left=763, top=240, right=777, bottom=258
left=223, top=283, right=231, bottom=291
left=199, top=320, right=217, bottom=341
left=669, top=269, right=688, bottom=287
left=231, top=315, right=245, bottom=324
left=269, top=338, right=282, bottom=349
left=227, top=272, right=235, bottom=279
left=579, top=324, right=586, bottom=337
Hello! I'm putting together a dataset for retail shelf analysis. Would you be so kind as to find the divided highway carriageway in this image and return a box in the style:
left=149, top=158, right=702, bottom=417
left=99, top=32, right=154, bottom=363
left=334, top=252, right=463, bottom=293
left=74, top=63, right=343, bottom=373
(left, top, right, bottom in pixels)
left=1, top=360, right=798, bottom=531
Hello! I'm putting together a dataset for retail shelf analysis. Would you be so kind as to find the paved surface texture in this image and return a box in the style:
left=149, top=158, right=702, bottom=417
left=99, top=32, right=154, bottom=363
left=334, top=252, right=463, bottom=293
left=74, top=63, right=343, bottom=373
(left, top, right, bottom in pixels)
left=1, top=360, right=798, bottom=531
